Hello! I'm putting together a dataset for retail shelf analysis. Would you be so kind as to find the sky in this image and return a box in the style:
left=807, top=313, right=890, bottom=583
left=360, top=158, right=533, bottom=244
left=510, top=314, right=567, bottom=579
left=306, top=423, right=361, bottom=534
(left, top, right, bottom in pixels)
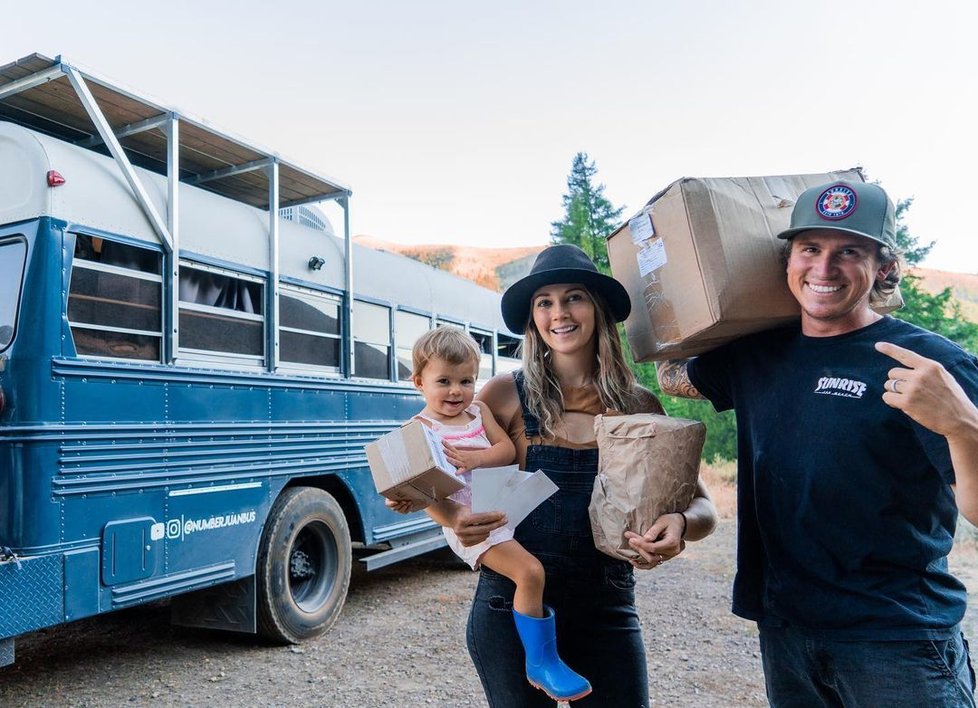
left=5, top=0, right=977, bottom=273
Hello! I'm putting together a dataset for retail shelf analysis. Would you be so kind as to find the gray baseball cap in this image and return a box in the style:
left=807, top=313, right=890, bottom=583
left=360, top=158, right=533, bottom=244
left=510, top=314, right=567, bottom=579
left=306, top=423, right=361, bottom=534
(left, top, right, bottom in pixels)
left=777, top=180, right=896, bottom=249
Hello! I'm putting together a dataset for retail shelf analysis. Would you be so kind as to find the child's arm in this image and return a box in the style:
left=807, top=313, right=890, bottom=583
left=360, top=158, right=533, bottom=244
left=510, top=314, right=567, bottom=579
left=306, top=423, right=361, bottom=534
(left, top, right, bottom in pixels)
left=442, top=400, right=516, bottom=472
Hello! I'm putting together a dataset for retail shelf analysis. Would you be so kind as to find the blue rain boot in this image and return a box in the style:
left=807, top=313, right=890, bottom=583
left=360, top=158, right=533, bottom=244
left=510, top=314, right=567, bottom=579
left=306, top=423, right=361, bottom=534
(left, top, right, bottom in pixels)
left=512, top=606, right=592, bottom=702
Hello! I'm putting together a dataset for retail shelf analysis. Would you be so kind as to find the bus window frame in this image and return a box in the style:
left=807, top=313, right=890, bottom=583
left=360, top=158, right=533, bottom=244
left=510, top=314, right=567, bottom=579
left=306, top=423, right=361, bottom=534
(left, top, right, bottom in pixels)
left=469, top=326, right=495, bottom=382
left=394, top=308, right=433, bottom=383
left=177, top=259, right=266, bottom=368
left=435, top=317, right=465, bottom=330
left=66, top=232, right=165, bottom=363
left=496, top=331, right=522, bottom=373
left=351, top=297, right=394, bottom=381
left=278, top=282, right=343, bottom=376
left=0, top=234, right=28, bottom=354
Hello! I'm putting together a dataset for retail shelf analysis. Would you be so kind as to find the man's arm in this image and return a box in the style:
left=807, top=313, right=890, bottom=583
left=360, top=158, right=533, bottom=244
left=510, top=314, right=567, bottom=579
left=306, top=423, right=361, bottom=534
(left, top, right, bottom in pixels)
left=656, top=359, right=706, bottom=400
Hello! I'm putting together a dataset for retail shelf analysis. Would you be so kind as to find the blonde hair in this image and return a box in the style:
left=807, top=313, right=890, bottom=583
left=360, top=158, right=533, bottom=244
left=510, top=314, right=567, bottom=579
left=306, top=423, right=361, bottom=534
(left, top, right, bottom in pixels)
left=520, top=288, right=641, bottom=439
left=412, top=327, right=481, bottom=378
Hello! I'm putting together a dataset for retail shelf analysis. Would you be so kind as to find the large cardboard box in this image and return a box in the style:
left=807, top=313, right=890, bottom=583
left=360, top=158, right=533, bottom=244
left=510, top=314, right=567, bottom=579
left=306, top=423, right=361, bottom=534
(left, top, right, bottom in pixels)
left=366, top=420, right=464, bottom=510
left=608, top=168, right=902, bottom=362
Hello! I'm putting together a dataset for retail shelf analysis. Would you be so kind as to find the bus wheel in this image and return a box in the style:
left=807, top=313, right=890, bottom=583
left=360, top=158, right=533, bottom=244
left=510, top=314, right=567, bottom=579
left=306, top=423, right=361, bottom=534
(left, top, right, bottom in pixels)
left=256, top=487, right=352, bottom=644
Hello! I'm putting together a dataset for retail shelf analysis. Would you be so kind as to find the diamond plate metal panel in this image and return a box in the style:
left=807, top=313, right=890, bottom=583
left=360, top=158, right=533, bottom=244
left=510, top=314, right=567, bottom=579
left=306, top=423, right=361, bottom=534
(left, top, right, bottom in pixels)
left=0, top=638, right=13, bottom=667
left=0, top=554, right=63, bottom=637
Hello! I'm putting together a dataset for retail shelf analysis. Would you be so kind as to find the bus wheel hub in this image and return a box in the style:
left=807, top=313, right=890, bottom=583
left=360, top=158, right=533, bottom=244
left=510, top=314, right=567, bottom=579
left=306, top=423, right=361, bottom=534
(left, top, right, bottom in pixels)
left=290, top=549, right=314, bottom=579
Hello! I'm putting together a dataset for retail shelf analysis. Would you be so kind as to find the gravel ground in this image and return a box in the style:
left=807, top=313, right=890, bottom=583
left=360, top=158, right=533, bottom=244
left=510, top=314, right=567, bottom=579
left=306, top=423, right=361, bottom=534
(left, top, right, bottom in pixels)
left=5, top=514, right=978, bottom=708
left=0, top=520, right=766, bottom=707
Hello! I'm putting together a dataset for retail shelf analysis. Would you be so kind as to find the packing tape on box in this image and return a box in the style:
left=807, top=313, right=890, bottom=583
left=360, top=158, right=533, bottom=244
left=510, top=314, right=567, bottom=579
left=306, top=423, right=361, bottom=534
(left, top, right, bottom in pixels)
left=377, top=433, right=412, bottom=485
left=422, top=425, right=456, bottom=475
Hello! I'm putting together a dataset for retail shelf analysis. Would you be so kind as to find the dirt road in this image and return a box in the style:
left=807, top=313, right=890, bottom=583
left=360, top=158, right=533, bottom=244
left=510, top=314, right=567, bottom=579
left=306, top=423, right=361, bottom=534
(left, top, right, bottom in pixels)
left=0, top=520, right=767, bottom=707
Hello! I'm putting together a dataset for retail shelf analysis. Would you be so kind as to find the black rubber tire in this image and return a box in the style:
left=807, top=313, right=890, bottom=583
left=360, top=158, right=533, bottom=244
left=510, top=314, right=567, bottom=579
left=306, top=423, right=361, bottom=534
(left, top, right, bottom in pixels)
left=256, top=487, right=352, bottom=644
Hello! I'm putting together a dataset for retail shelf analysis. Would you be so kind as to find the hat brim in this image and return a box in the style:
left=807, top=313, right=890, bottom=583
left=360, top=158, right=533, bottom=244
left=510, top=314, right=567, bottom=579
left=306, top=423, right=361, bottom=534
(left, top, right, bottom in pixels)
left=501, top=267, right=631, bottom=334
left=777, top=225, right=891, bottom=248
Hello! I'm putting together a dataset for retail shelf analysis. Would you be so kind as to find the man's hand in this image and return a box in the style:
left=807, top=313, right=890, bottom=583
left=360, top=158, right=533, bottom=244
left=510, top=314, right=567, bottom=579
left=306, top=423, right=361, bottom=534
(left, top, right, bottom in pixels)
left=876, top=342, right=978, bottom=438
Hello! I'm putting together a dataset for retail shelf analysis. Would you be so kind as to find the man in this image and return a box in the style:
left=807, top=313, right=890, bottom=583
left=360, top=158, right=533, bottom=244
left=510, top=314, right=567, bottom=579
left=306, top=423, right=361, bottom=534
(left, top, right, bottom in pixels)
left=658, top=180, right=978, bottom=707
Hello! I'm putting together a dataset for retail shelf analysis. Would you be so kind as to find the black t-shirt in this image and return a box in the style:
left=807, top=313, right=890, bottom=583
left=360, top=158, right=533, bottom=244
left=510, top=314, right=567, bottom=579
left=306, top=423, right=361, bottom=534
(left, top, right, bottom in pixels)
left=689, top=316, right=978, bottom=639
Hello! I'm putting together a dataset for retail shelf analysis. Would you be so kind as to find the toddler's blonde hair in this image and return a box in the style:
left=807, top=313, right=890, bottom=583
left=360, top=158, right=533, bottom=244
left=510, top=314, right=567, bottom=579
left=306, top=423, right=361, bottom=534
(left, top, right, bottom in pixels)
left=412, top=327, right=481, bottom=378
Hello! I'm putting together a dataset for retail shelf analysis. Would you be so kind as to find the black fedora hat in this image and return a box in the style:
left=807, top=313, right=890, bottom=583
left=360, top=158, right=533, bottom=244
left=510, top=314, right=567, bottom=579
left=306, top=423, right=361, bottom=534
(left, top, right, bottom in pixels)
left=501, top=244, right=631, bottom=334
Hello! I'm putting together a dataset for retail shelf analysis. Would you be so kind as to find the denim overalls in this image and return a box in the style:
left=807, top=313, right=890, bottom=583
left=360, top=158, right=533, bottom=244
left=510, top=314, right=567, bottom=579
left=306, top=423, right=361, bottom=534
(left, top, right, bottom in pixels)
left=466, top=372, right=649, bottom=707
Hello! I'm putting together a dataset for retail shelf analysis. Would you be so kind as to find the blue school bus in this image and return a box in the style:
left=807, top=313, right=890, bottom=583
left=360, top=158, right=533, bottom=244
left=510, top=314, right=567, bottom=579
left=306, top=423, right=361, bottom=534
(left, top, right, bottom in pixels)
left=0, top=53, right=521, bottom=666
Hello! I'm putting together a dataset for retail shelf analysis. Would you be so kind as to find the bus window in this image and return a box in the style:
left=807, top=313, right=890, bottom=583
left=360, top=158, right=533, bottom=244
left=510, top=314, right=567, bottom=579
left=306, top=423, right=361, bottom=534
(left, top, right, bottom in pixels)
left=0, top=238, right=27, bottom=352
left=353, top=301, right=391, bottom=380
left=394, top=311, right=431, bottom=381
left=179, top=264, right=264, bottom=360
left=279, top=286, right=342, bottom=370
left=470, top=329, right=493, bottom=381
left=67, top=234, right=163, bottom=361
left=496, top=333, right=521, bottom=373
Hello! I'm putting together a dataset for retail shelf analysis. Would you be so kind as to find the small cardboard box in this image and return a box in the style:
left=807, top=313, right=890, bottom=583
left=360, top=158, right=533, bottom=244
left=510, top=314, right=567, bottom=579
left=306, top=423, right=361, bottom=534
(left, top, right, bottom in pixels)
left=366, top=420, right=464, bottom=509
left=608, top=168, right=902, bottom=361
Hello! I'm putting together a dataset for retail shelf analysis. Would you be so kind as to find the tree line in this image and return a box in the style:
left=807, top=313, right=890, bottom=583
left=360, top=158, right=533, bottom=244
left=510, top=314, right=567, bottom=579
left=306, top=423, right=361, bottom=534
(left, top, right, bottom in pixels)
left=550, top=152, right=978, bottom=462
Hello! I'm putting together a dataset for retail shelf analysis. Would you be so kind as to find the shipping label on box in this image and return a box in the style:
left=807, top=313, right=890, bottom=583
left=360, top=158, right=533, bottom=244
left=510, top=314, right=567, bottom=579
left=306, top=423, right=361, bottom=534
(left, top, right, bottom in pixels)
left=608, top=168, right=902, bottom=362
left=365, top=420, right=464, bottom=509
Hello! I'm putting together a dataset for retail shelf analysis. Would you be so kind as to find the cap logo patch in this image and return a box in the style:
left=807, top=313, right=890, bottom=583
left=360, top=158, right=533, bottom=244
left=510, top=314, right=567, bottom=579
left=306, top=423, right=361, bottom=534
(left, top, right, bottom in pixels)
left=816, top=184, right=857, bottom=220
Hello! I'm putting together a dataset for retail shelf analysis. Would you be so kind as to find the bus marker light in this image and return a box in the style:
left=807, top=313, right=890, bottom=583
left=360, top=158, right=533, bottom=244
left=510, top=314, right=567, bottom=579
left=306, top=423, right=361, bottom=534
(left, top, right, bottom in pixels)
left=47, top=170, right=66, bottom=187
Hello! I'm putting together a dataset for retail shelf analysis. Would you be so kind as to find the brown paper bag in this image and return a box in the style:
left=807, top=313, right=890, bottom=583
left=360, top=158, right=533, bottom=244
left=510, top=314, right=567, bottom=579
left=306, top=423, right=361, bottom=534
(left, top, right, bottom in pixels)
left=589, top=413, right=706, bottom=562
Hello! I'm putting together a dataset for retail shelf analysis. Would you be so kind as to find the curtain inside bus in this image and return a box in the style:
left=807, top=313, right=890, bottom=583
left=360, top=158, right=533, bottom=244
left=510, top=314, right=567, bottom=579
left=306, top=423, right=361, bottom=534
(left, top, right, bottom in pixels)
left=0, top=238, right=27, bottom=351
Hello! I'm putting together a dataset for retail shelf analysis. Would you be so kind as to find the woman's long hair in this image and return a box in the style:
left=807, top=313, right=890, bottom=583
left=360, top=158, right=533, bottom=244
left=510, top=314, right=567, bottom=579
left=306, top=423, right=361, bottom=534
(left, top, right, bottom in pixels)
left=520, top=287, right=640, bottom=439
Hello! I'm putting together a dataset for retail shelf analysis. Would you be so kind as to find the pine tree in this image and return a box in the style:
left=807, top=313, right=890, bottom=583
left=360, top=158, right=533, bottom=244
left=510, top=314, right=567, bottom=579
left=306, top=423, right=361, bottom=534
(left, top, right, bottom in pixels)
left=550, top=153, right=624, bottom=274
left=891, top=198, right=978, bottom=353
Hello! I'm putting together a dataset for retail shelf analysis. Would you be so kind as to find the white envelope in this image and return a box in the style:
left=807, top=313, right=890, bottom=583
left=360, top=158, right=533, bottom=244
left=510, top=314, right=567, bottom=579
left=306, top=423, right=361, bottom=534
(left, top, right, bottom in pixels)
left=470, top=466, right=558, bottom=531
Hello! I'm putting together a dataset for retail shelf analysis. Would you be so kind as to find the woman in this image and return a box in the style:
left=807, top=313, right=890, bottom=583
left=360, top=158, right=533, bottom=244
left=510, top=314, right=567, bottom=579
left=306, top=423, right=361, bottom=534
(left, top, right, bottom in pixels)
left=448, top=244, right=717, bottom=706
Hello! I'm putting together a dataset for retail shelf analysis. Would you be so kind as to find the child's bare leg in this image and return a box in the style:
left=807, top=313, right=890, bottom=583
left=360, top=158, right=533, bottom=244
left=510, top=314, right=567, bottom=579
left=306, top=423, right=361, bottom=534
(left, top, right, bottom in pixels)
left=480, top=540, right=545, bottom=617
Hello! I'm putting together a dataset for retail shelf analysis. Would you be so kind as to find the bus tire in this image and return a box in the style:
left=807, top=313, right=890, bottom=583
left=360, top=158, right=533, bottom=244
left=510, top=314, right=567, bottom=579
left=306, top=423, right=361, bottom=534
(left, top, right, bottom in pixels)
left=256, top=486, right=352, bottom=644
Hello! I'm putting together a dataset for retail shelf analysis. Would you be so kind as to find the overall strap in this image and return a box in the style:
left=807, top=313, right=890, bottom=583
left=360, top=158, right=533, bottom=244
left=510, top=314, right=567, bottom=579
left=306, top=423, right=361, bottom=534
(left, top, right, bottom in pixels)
left=513, top=370, right=541, bottom=438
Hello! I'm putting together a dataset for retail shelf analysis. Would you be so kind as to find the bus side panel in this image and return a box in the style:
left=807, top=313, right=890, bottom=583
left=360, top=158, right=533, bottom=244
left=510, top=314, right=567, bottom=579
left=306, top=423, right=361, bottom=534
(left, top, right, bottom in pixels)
left=267, top=384, right=364, bottom=532
left=6, top=442, right=63, bottom=551
left=342, top=386, right=438, bottom=544
left=166, top=378, right=270, bottom=423
left=57, top=370, right=272, bottom=605
left=162, top=482, right=268, bottom=582
left=0, top=219, right=69, bottom=551
left=61, top=376, right=167, bottom=423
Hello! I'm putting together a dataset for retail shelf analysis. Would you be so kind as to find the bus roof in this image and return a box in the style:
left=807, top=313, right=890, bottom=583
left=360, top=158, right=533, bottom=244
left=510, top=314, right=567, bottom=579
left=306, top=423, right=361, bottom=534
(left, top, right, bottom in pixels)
left=0, top=53, right=350, bottom=210
left=0, top=120, right=516, bottom=336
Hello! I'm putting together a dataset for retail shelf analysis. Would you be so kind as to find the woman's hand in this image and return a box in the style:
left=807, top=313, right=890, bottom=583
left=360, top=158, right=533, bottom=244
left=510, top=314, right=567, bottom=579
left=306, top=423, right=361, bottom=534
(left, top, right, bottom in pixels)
left=451, top=506, right=508, bottom=546
left=624, top=512, right=687, bottom=570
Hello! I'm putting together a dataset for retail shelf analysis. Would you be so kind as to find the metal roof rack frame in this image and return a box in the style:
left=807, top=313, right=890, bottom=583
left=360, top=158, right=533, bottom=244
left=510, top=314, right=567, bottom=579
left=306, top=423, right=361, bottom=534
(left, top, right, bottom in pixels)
left=0, top=52, right=354, bottom=371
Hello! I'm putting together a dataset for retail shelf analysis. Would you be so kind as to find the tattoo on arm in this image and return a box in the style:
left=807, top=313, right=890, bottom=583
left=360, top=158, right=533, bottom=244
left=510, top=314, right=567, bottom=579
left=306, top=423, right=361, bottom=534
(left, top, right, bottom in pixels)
left=656, top=359, right=705, bottom=400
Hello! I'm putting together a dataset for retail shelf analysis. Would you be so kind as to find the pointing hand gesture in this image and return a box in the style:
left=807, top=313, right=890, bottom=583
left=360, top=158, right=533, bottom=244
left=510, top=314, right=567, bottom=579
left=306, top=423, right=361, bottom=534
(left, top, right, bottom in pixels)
left=875, top=341, right=976, bottom=438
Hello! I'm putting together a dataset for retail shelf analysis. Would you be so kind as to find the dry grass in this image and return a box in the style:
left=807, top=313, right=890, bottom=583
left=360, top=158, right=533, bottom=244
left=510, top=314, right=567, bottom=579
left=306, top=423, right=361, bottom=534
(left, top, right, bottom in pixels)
left=699, top=458, right=738, bottom=519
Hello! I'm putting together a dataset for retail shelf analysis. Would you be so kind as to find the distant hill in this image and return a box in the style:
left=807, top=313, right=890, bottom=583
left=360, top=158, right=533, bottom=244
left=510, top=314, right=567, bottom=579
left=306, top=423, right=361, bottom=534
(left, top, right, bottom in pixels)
left=352, top=237, right=978, bottom=323
left=912, top=267, right=978, bottom=322
left=353, top=236, right=544, bottom=292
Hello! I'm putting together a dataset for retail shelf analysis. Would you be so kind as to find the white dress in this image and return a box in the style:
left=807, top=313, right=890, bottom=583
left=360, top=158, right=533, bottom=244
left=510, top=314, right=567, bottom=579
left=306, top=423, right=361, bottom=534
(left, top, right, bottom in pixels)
left=416, top=404, right=515, bottom=569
